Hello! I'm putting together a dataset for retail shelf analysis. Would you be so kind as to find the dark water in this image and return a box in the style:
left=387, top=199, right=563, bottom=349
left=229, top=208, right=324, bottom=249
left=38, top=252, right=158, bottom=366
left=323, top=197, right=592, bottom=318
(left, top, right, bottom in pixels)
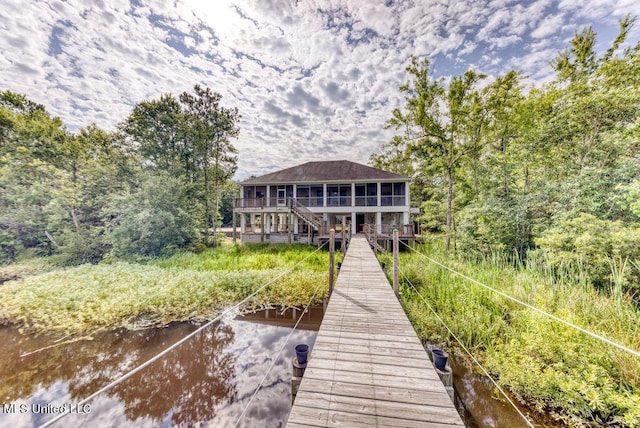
left=0, top=307, right=323, bottom=428
left=450, top=351, right=562, bottom=428
left=0, top=306, right=560, bottom=428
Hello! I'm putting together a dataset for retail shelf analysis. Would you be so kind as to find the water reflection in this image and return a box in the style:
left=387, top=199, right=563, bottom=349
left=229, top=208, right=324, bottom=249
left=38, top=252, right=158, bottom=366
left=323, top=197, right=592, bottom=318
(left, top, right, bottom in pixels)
left=450, top=352, right=562, bottom=428
left=0, top=308, right=320, bottom=428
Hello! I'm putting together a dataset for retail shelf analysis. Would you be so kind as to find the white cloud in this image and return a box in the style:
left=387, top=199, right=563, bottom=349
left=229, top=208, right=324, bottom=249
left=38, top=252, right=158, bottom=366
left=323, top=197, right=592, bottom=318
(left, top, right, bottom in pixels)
left=1, top=0, right=639, bottom=179
left=532, top=13, right=567, bottom=39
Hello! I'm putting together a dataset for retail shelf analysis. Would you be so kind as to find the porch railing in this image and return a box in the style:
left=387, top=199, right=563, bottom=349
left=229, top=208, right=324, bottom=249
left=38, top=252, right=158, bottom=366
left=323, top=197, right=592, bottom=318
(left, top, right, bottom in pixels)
left=234, top=197, right=282, bottom=209
left=235, top=195, right=409, bottom=209
left=362, top=223, right=415, bottom=237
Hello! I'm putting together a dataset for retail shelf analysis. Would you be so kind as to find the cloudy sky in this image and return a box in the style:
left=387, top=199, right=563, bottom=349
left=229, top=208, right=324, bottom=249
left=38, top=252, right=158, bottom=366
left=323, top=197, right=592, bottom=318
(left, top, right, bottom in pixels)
left=1, top=0, right=639, bottom=179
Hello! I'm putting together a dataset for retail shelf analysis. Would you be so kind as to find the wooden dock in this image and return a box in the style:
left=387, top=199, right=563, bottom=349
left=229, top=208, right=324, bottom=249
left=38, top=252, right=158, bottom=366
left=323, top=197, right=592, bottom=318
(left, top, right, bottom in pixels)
left=286, top=235, right=464, bottom=427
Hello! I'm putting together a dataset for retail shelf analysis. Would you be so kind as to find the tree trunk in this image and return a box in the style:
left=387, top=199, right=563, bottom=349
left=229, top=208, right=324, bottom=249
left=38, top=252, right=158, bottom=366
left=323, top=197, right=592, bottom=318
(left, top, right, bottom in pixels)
left=445, top=166, right=454, bottom=252
left=502, top=137, right=509, bottom=197
left=213, top=174, right=219, bottom=247
left=203, top=156, right=211, bottom=245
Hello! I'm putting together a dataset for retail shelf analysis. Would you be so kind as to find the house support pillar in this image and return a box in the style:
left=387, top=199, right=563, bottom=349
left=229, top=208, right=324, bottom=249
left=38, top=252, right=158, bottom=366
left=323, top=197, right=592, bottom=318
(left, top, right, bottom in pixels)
left=351, top=211, right=356, bottom=235
left=265, top=214, right=272, bottom=234
left=376, top=212, right=382, bottom=234
left=232, top=213, right=237, bottom=244
left=260, top=214, right=265, bottom=242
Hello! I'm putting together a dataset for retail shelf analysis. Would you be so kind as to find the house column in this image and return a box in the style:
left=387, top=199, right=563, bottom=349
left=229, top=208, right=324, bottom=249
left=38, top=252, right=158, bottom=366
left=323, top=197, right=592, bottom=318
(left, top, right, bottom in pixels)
left=323, top=184, right=327, bottom=207
left=376, top=212, right=382, bottom=234
left=266, top=185, right=271, bottom=207
left=377, top=182, right=381, bottom=206
left=351, top=183, right=356, bottom=206
left=241, top=213, right=246, bottom=234
left=265, top=214, right=272, bottom=234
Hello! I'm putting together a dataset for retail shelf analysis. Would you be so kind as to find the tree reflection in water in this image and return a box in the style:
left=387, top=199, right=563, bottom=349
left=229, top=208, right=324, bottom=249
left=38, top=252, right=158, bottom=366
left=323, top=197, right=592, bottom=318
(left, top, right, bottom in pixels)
left=107, top=324, right=236, bottom=426
left=1, top=322, right=236, bottom=426
left=0, top=312, right=321, bottom=427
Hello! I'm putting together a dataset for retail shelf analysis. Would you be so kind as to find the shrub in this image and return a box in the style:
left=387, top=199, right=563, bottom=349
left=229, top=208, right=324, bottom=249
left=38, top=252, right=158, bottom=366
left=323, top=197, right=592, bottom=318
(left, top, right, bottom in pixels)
left=104, top=171, right=199, bottom=258
left=536, top=213, right=640, bottom=295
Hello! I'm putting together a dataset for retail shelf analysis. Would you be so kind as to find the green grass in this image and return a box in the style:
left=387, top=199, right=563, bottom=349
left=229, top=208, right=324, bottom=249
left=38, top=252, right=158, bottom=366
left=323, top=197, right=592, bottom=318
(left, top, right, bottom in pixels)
left=0, top=243, right=332, bottom=334
left=0, top=257, right=55, bottom=283
left=381, top=239, right=640, bottom=427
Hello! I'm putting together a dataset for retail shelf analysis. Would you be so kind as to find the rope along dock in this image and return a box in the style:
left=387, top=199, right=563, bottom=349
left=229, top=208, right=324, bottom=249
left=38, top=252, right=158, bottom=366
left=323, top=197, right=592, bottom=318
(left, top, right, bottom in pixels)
left=286, top=235, right=463, bottom=427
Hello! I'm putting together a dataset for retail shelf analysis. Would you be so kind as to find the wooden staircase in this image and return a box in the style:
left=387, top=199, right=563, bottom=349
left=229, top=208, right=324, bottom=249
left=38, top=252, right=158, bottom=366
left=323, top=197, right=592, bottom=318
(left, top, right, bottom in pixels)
left=289, top=198, right=323, bottom=230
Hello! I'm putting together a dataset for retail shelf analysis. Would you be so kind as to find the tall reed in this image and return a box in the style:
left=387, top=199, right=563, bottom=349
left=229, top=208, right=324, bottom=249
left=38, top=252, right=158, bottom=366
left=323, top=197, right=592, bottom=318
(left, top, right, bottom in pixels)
left=390, top=239, right=640, bottom=427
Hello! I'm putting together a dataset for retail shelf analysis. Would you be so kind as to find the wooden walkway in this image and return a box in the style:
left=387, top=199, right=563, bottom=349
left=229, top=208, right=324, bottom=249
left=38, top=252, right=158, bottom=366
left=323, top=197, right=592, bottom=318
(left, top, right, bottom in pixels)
left=286, top=235, right=464, bottom=427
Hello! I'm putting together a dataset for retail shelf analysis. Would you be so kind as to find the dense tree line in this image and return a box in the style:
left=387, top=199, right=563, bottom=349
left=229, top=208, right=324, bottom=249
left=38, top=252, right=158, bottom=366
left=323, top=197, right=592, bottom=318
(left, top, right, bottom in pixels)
left=373, top=16, right=640, bottom=296
left=0, top=86, right=240, bottom=264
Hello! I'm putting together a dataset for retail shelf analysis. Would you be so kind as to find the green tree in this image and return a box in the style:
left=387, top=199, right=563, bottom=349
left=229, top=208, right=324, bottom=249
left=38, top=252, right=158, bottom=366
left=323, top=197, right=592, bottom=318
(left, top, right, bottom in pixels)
left=386, top=57, right=490, bottom=250
left=104, top=171, right=199, bottom=258
left=121, top=95, right=193, bottom=178
left=219, top=180, right=240, bottom=227
left=179, top=85, right=239, bottom=246
left=0, top=94, right=72, bottom=261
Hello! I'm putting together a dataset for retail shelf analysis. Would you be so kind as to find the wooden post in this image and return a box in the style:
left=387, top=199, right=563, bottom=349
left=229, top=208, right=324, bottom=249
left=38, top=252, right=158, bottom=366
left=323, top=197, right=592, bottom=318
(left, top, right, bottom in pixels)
left=260, top=214, right=265, bottom=243
left=232, top=213, right=237, bottom=244
left=288, top=213, right=293, bottom=244
left=341, top=215, right=346, bottom=250
left=374, top=228, right=378, bottom=251
left=393, top=229, right=399, bottom=297
left=329, top=229, right=335, bottom=295
left=291, top=357, right=307, bottom=404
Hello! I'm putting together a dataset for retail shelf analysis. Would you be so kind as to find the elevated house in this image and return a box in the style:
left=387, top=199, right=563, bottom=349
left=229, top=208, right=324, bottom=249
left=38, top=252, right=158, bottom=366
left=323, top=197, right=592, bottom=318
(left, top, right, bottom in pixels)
left=233, top=160, right=415, bottom=247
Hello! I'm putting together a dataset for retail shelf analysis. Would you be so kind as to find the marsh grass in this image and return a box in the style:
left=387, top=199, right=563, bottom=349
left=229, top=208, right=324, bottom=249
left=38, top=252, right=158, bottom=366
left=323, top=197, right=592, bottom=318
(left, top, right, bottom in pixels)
left=384, top=239, right=640, bottom=427
left=0, top=257, right=55, bottom=283
left=0, top=243, right=331, bottom=334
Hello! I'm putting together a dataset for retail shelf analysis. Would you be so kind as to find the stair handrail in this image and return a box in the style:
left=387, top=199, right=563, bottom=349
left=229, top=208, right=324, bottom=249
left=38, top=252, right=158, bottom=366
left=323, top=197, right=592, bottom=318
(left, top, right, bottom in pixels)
left=289, top=198, right=323, bottom=229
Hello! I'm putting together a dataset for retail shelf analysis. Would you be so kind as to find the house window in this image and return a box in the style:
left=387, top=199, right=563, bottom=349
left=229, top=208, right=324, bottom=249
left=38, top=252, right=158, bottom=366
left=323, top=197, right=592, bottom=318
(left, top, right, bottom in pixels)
left=327, top=184, right=351, bottom=206
left=393, top=182, right=406, bottom=206
left=297, top=186, right=310, bottom=206
left=296, top=185, right=323, bottom=207
left=381, top=182, right=406, bottom=206
left=243, top=186, right=266, bottom=199
left=381, top=183, right=392, bottom=206
left=243, top=186, right=254, bottom=199
left=355, top=183, right=378, bottom=206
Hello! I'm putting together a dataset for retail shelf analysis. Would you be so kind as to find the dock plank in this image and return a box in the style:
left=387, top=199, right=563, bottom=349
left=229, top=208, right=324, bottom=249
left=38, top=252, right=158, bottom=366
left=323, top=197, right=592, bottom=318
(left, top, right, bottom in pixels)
left=286, top=235, right=462, bottom=427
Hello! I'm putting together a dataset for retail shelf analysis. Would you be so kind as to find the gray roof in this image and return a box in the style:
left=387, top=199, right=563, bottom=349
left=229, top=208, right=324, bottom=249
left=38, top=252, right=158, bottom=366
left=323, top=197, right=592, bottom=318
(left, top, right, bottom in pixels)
left=241, top=160, right=409, bottom=185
